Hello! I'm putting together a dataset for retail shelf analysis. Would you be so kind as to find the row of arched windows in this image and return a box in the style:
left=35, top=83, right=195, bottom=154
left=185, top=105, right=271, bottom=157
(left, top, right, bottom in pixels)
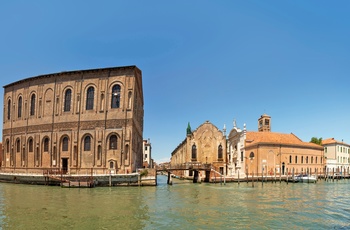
left=289, top=155, right=323, bottom=164
left=191, top=144, right=223, bottom=160
left=7, top=84, right=125, bottom=120
left=5, top=134, right=120, bottom=153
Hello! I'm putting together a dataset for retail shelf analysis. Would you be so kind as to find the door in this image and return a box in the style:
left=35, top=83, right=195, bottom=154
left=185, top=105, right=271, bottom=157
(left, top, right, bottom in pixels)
left=205, top=170, right=210, bottom=182
left=62, top=158, right=68, bottom=174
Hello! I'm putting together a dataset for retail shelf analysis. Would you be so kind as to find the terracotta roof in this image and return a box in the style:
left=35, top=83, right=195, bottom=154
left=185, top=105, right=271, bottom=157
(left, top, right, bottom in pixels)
left=245, top=131, right=323, bottom=149
left=322, top=138, right=350, bottom=146
left=322, top=138, right=337, bottom=145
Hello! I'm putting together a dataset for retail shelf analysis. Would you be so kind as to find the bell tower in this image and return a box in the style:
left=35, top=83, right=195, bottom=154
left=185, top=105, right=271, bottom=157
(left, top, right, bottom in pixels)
left=258, top=114, right=271, bottom=132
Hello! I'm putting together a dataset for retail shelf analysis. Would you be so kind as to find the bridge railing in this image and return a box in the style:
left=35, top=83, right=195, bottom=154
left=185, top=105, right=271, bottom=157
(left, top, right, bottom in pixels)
left=167, top=162, right=212, bottom=171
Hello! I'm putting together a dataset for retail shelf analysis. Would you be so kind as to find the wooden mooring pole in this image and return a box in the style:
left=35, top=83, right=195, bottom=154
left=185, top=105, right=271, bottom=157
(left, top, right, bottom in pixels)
left=238, top=170, right=240, bottom=185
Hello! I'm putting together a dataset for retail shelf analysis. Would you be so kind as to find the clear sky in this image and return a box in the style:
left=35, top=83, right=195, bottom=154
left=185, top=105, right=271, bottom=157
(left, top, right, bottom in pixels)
left=1, top=1, right=349, bottom=163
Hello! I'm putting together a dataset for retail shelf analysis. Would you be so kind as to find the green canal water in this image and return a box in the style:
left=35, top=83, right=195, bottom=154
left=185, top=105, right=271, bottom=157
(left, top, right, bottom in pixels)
left=0, top=176, right=349, bottom=230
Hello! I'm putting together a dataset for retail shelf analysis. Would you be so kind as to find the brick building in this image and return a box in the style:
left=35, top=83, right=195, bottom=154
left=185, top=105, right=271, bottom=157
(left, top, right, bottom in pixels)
left=0, top=143, right=2, bottom=167
left=1, top=65, right=144, bottom=174
left=228, top=114, right=324, bottom=177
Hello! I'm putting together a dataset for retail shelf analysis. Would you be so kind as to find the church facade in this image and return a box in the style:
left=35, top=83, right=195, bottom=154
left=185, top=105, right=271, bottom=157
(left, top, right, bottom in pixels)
left=170, top=121, right=227, bottom=180
left=1, top=65, right=144, bottom=175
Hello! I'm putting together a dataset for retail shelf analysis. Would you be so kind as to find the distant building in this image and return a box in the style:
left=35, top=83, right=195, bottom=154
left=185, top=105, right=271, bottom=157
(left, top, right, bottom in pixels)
left=1, top=66, right=144, bottom=175
left=227, top=120, right=246, bottom=178
left=322, top=138, right=350, bottom=174
left=157, top=162, right=170, bottom=171
left=228, top=114, right=325, bottom=177
left=143, top=139, right=152, bottom=168
left=170, top=121, right=227, bottom=180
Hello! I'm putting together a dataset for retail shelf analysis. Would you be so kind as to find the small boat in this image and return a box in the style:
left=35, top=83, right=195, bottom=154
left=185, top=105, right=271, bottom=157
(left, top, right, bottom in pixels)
left=293, top=174, right=317, bottom=183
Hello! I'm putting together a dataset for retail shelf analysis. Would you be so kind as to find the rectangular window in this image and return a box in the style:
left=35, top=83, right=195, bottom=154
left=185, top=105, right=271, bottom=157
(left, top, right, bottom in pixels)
left=145, top=154, right=147, bottom=159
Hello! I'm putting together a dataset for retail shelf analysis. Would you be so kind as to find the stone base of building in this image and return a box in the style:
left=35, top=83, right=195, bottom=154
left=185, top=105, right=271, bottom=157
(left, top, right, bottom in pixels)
left=0, top=172, right=157, bottom=187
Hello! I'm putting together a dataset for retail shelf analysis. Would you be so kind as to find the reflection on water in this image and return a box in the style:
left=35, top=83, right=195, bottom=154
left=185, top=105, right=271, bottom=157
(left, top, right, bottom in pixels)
left=0, top=176, right=350, bottom=229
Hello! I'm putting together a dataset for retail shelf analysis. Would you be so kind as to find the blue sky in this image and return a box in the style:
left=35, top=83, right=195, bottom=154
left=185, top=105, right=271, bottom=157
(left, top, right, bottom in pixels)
left=1, top=1, right=349, bottom=163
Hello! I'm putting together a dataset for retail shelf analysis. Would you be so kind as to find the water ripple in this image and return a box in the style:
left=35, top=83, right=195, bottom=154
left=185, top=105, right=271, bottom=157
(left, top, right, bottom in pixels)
left=0, top=177, right=350, bottom=229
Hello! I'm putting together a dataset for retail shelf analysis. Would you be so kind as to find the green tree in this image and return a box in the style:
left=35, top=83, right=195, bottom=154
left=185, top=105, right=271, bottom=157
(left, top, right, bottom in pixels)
left=310, top=137, right=322, bottom=145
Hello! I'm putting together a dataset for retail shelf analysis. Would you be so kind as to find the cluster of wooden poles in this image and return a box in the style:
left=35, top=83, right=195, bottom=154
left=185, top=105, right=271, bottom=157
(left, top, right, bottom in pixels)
left=234, top=167, right=349, bottom=187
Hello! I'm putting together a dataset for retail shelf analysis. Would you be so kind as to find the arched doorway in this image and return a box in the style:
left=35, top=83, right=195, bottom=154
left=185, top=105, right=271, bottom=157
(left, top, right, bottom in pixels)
left=282, top=162, right=285, bottom=175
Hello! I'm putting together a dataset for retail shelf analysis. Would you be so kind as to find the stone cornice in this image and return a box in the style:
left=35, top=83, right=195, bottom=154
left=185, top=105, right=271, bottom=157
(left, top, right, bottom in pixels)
left=3, top=65, right=140, bottom=88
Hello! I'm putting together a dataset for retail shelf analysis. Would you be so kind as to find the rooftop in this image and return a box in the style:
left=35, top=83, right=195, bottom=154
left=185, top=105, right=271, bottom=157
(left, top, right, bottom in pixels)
left=245, top=131, right=323, bottom=149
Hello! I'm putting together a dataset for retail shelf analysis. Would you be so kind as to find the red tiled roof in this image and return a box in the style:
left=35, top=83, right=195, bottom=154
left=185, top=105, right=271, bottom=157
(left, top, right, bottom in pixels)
left=245, top=131, right=323, bottom=149
left=321, top=138, right=337, bottom=145
left=322, top=138, right=350, bottom=146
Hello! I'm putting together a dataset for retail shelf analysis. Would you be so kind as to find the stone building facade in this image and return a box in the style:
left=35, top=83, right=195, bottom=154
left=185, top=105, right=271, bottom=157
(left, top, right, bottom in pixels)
left=322, top=138, right=350, bottom=174
left=170, top=121, right=227, bottom=179
left=143, top=139, right=152, bottom=168
left=1, top=65, right=144, bottom=174
left=227, top=121, right=246, bottom=178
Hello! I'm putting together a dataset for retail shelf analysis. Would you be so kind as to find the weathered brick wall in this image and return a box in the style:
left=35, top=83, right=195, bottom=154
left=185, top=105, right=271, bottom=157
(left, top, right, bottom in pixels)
left=1, top=66, right=144, bottom=174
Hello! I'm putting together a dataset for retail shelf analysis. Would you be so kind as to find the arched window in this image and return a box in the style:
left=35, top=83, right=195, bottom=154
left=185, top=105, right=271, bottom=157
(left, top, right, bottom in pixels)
left=311, top=156, right=314, bottom=164
left=289, top=155, right=292, bottom=164
left=316, top=157, right=318, bottom=164
left=301, top=156, right=304, bottom=164
left=30, top=94, right=36, bottom=116
left=16, top=139, right=20, bottom=152
left=109, top=135, right=117, bottom=149
left=44, top=138, right=49, bottom=152
left=84, top=136, right=91, bottom=151
left=86, top=87, right=94, bottom=110
left=295, top=156, right=298, bottom=164
left=111, top=85, right=121, bottom=108
left=28, top=138, right=33, bottom=152
left=64, top=89, right=72, bottom=112
left=306, top=156, right=308, bottom=164
left=7, top=99, right=11, bottom=120
left=18, top=97, right=22, bottom=118
left=62, top=137, right=69, bottom=151
left=191, top=144, right=197, bottom=160
left=110, top=161, right=114, bottom=169
left=218, top=144, right=223, bottom=159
